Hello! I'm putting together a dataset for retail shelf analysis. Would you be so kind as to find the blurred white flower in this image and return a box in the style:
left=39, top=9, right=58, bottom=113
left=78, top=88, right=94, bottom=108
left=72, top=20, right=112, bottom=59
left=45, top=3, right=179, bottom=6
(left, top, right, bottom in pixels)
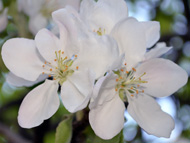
left=0, top=0, right=8, bottom=32
left=17, top=0, right=81, bottom=35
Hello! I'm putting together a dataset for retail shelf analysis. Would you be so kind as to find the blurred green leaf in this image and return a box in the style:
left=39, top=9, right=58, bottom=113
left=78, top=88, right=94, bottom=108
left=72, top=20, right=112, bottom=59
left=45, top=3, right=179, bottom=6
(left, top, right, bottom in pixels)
left=55, top=116, right=73, bottom=143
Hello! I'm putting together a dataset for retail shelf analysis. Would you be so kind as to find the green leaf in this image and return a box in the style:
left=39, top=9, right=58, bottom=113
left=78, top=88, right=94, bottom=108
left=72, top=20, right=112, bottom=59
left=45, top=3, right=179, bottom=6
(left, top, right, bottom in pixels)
left=55, top=116, right=73, bottom=143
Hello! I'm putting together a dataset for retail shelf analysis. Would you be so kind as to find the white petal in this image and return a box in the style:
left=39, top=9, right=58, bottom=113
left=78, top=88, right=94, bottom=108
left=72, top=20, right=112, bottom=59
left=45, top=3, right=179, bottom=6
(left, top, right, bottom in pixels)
left=80, top=0, right=128, bottom=34
left=111, top=17, right=147, bottom=69
left=18, top=80, right=59, bottom=128
left=90, top=72, right=118, bottom=108
left=60, top=69, right=95, bottom=113
left=1, top=38, right=45, bottom=81
left=35, top=28, right=62, bottom=63
left=144, top=42, right=172, bottom=61
left=52, top=8, right=83, bottom=55
left=73, top=35, right=120, bottom=79
left=127, top=94, right=175, bottom=138
left=6, top=72, right=47, bottom=87
left=17, top=0, right=42, bottom=16
left=89, top=95, right=125, bottom=139
left=0, top=8, right=8, bottom=32
left=29, top=14, right=48, bottom=35
left=135, top=58, right=188, bottom=97
left=141, top=21, right=160, bottom=48
left=63, top=0, right=81, bottom=11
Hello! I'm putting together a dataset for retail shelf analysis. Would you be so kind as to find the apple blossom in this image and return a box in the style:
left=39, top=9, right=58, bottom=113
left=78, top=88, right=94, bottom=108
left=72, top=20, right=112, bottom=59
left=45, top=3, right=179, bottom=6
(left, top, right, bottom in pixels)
left=1, top=18, right=121, bottom=128
left=89, top=47, right=188, bottom=140
left=17, top=0, right=81, bottom=35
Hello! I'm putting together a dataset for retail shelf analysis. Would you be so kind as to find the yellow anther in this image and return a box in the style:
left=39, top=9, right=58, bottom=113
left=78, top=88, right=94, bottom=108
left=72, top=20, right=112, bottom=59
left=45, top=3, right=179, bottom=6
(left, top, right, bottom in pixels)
left=54, top=59, right=57, bottom=61
left=58, top=50, right=61, bottom=53
left=50, top=69, right=52, bottom=71
left=139, top=77, right=142, bottom=81
left=131, top=94, right=134, bottom=97
left=53, top=78, right=56, bottom=80
left=136, top=90, right=139, bottom=94
left=115, top=88, right=118, bottom=92
left=44, top=61, right=47, bottom=64
left=75, top=55, right=77, bottom=58
left=130, top=87, right=134, bottom=90
left=142, top=90, right=144, bottom=93
left=121, top=69, right=124, bottom=72
left=126, top=71, right=129, bottom=74
left=132, top=68, right=136, bottom=72
left=125, top=63, right=127, bottom=66
left=42, top=65, right=45, bottom=68
left=62, top=51, right=64, bottom=54
left=76, top=66, right=79, bottom=70
left=56, top=67, right=58, bottom=69
left=116, top=78, right=119, bottom=82
left=42, top=72, right=45, bottom=74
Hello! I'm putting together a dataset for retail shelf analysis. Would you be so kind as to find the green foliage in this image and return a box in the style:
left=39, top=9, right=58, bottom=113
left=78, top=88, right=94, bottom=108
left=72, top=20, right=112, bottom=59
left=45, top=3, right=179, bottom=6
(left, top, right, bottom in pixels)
left=55, top=115, right=73, bottom=143
left=84, top=126, right=124, bottom=143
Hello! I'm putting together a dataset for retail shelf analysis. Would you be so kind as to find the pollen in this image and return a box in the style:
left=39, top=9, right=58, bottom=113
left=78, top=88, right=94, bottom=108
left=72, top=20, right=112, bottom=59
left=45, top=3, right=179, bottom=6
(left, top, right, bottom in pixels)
left=132, top=68, right=136, bottom=72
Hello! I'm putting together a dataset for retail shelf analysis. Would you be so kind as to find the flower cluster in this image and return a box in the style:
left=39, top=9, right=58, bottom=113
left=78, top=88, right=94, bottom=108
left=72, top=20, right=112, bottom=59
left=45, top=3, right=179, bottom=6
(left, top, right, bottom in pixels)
left=1, top=0, right=188, bottom=140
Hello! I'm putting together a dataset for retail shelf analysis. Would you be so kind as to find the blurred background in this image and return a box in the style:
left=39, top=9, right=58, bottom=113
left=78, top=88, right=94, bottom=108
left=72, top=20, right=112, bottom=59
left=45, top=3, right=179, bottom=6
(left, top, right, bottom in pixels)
left=0, top=0, right=190, bottom=143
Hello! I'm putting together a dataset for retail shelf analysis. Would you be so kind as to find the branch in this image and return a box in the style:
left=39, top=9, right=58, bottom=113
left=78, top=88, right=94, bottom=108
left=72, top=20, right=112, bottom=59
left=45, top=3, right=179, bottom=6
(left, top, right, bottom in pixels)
left=0, top=122, right=32, bottom=143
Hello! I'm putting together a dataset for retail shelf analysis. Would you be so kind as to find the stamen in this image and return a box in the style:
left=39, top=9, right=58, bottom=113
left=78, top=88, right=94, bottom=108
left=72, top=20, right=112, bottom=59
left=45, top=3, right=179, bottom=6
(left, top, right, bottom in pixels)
left=131, top=94, right=134, bottom=97
left=115, top=88, right=118, bottom=92
left=50, top=69, right=52, bottom=71
left=48, top=75, right=51, bottom=77
left=126, top=71, right=129, bottom=74
left=76, top=66, right=79, bottom=70
left=121, top=69, right=124, bottom=72
left=116, top=78, right=119, bottom=82
left=132, top=68, right=136, bottom=72
left=136, top=90, right=139, bottom=94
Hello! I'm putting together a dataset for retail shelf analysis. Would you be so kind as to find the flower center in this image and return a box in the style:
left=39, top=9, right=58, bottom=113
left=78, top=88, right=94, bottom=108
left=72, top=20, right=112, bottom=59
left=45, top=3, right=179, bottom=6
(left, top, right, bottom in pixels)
left=93, top=27, right=106, bottom=36
left=114, top=64, right=148, bottom=101
left=42, top=50, right=78, bottom=85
